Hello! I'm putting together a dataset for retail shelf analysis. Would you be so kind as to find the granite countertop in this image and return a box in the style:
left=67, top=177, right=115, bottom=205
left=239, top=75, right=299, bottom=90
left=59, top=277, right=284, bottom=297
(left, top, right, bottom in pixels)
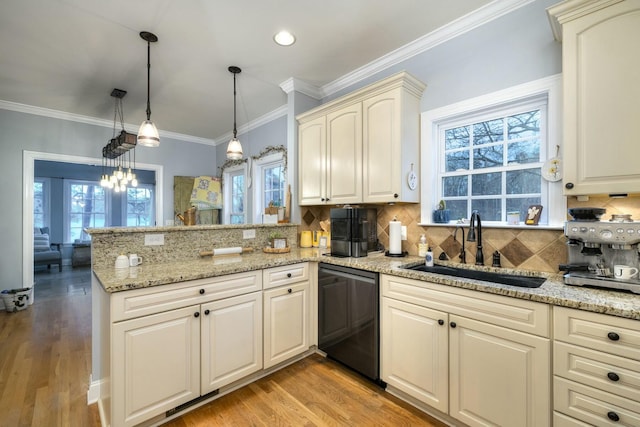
left=93, top=248, right=640, bottom=321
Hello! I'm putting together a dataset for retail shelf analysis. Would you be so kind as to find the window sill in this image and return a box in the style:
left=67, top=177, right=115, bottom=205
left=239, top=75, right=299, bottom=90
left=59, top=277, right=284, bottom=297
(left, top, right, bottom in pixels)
left=418, top=222, right=564, bottom=231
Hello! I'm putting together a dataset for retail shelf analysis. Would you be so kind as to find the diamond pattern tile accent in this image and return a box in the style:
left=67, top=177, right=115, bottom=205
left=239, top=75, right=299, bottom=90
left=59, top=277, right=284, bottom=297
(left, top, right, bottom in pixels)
left=499, top=238, right=534, bottom=267
left=302, top=210, right=316, bottom=226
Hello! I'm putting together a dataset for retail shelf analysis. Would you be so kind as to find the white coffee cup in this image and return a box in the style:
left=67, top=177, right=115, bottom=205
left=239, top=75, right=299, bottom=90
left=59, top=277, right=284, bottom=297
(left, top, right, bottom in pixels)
left=115, top=255, right=129, bottom=269
left=613, top=264, right=638, bottom=280
left=129, top=254, right=143, bottom=267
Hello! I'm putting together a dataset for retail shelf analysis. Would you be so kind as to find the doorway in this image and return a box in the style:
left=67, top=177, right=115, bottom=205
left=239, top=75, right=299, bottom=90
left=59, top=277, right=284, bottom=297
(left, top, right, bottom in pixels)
left=22, top=150, right=164, bottom=289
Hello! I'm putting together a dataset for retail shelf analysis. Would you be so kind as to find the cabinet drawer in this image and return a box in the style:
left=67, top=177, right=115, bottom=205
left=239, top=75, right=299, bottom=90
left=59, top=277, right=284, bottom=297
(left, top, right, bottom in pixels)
left=554, top=307, right=640, bottom=361
left=111, top=271, right=262, bottom=322
left=555, top=377, right=640, bottom=426
left=555, top=342, right=640, bottom=402
left=263, top=262, right=309, bottom=290
left=553, top=411, right=593, bottom=426
left=381, top=274, right=550, bottom=337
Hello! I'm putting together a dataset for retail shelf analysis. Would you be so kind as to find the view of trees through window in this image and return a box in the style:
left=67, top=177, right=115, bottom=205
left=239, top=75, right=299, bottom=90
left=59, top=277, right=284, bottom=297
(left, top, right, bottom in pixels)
left=68, top=182, right=106, bottom=241
left=441, top=109, right=543, bottom=222
left=125, top=186, right=154, bottom=226
left=263, top=164, right=285, bottom=208
left=33, top=180, right=46, bottom=229
left=230, top=173, right=245, bottom=224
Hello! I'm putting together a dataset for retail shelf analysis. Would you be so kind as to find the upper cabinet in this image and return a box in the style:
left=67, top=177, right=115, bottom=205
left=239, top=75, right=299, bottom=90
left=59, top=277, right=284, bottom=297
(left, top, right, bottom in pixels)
left=297, top=71, right=426, bottom=205
left=548, top=0, right=640, bottom=196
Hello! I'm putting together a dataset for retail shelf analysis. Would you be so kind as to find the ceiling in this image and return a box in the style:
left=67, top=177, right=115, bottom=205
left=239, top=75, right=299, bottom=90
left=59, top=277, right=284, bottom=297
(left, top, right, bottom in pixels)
left=0, top=0, right=499, bottom=144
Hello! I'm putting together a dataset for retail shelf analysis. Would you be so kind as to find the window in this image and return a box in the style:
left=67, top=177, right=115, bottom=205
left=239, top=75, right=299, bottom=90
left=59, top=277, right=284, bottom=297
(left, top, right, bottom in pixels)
left=253, top=153, right=286, bottom=222
left=123, top=185, right=155, bottom=226
left=33, top=177, right=50, bottom=229
left=421, top=75, right=565, bottom=226
left=223, top=164, right=247, bottom=224
left=64, top=180, right=108, bottom=242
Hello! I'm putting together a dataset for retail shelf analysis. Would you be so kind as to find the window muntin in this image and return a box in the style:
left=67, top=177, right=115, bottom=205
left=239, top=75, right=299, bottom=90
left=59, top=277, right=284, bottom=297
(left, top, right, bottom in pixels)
left=65, top=180, right=107, bottom=242
left=263, top=163, right=285, bottom=207
left=124, top=185, right=154, bottom=226
left=439, top=105, right=546, bottom=224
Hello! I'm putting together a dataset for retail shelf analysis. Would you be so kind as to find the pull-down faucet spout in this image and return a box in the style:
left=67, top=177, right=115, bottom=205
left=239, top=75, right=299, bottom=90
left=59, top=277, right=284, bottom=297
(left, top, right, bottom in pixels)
left=453, top=227, right=466, bottom=264
left=467, top=210, right=484, bottom=266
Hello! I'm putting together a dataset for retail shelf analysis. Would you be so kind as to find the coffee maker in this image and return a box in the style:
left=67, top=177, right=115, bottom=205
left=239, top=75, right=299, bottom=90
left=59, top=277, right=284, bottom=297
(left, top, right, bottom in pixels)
left=562, top=212, right=640, bottom=294
left=330, top=207, right=378, bottom=257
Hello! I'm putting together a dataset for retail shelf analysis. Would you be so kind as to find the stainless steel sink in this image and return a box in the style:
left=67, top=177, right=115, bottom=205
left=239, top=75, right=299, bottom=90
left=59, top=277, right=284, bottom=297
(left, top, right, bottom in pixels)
left=401, top=264, right=545, bottom=288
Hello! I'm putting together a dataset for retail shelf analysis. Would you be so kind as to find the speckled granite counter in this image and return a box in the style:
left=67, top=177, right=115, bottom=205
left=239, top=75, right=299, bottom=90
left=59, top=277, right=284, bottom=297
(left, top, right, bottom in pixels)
left=92, top=248, right=640, bottom=321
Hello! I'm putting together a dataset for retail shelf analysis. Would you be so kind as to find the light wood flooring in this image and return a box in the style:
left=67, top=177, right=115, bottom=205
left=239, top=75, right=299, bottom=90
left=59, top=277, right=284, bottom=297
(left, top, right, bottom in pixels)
left=1, top=267, right=447, bottom=427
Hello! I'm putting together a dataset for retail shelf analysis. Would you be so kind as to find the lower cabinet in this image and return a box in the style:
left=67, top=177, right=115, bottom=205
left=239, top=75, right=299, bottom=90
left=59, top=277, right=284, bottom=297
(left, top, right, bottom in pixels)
left=380, top=274, right=551, bottom=427
left=263, top=264, right=311, bottom=369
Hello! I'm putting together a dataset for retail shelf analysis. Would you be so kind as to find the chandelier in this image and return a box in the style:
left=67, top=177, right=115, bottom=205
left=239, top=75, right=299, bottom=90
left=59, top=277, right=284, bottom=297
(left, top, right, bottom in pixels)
left=100, top=88, right=138, bottom=192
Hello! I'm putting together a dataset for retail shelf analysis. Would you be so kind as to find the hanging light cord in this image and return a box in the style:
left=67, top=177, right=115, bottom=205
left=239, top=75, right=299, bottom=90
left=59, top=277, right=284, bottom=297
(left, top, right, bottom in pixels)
left=232, top=71, right=238, bottom=139
left=145, top=40, right=151, bottom=121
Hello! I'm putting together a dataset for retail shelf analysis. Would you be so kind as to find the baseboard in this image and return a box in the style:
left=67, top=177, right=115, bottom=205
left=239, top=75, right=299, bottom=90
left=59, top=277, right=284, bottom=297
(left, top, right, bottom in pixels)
left=87, top=376, right=102, bottom=404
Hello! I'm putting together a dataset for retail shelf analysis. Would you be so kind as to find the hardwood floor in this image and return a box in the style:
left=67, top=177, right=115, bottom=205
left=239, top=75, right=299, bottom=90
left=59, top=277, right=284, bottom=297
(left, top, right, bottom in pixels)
left=0, top=267, right=446, bottom=427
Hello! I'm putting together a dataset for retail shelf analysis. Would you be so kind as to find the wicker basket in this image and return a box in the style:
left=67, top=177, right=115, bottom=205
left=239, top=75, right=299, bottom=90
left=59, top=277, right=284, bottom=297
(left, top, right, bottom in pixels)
left=263, top=246, right=291, bottom=254
left=1, top=287, right=32, bottom=313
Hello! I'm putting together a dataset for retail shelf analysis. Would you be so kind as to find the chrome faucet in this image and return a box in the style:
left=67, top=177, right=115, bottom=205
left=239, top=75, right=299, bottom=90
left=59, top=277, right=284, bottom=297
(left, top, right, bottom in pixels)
left=453, top=227, right=466, bottom=264
left=467, top=210, right=484, bottom=266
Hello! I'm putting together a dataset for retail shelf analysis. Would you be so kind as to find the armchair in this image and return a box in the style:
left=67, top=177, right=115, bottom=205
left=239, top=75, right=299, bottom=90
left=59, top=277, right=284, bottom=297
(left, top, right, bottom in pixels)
left=33, top=227, right=62, bottom=272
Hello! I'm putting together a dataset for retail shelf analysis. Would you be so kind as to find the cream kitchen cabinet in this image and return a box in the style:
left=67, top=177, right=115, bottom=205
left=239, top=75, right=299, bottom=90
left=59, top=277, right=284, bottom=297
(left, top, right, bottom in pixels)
left=297, top=71, right=425, bottom=205
left=548, top=0, right=640, bottom=196
left=263, top=263, right=311, bottom=369
left=106, top=271, right=262, bottom=427
left=553, top=306, right=640, bottom=425
left=381, top=274, right=551, bottom=427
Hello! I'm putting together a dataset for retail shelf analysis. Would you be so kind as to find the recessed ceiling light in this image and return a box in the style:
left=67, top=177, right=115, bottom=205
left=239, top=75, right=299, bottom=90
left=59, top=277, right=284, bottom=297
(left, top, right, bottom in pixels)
left=274, top=30, right=295, bottom=46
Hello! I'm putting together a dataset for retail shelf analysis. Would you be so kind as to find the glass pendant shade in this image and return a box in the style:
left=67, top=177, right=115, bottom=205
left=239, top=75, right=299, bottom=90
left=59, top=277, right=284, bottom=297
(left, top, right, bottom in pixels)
left=137, top=119, right=159, bottom=147
left=226, top=137, right=243, bottom=160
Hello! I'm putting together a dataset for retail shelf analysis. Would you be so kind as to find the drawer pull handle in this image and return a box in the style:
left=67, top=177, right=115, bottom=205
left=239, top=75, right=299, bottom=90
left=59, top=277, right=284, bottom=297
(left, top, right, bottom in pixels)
left=607, top=411, right=620, bottom=422
left=607, top=332, right=620, bottom=341
left=450, top=322, right=457, bottom=328
left=204, top=309, right=210, bottom=316
left=607, top=372, right=620, bottom=382
left=194, top=312, right=200, bottom=318
left=438, top=319, right=444, bottom=326
left=199, top=289, right=205, bottom=295
left=288, top=288, right=292, bottom=293
left=287, top=273, right=292, bottom=278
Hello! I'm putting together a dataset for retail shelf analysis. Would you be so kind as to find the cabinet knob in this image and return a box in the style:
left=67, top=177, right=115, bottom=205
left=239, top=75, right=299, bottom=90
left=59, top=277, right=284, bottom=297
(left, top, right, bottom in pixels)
left=607, top=372, right=620, bottom=382
left=321, top=198, right=325, bottom=202
left=607, top=332, right=620, bottom=341
left=393, top=193, right=399, bottom=198
left=607, top=411, right=620, bottom=422
left=199, top=289, right=205, bottom=295
left=450, top=322, right=457, bottom=328
left=287, top=273, right=292, bottom=278
left=204, top=309, right=210, bottom=316
left=194, top=312, right=200, bottom=318
left=565, top=182, right=574, bottom=189
left=288, top=288, right=292, bottom=293
left=438, top=319, right=444, bottom=326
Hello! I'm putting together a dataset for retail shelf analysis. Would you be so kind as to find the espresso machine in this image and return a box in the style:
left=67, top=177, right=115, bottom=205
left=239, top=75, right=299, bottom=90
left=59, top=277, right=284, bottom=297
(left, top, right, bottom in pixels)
left=562, top=212, right=640, bottom=293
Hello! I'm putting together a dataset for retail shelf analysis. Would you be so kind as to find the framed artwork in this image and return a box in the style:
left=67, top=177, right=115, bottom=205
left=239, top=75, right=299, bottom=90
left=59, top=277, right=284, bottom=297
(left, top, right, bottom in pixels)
left=525, top=205, right=543, bottom=225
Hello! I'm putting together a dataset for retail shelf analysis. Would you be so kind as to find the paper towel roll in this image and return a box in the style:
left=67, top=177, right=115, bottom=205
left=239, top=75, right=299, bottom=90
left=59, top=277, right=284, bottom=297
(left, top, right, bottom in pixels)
left=389, top=220, right=402, bottom=255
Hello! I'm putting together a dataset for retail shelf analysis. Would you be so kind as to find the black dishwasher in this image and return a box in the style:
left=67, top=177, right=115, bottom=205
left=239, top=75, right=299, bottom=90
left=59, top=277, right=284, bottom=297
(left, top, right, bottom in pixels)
left=318, top=263, right=380, bottom=383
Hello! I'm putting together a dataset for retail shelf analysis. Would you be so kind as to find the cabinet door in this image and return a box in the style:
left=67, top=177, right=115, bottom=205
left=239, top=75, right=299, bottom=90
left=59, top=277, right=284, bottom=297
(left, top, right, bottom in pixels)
left=560, top=1, right=640, bottom=195
left=326, top=103, right=362, bottom=204
left=201, top=292, right=262, bottom=394
left=381, top=297, right=449, bottom=413
left=264, top=281, right=309, bottom=369
left=298, top=116, right=326, bottom=205
left=363, top=88, right=402, bottom=203
left=112, top=305, right=200, bottom=427
left=449, top=315, right=550, bottom=427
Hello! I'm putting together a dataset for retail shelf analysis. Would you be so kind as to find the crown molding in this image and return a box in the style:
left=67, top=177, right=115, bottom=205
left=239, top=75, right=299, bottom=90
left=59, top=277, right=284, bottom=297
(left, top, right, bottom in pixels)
left=214, top=104, right=288, bottom=146
left=279, top=77, right=323, bottom=99
left=0, top=99, right=217, bottom=145
left=322, top=0, right=536, bottom=97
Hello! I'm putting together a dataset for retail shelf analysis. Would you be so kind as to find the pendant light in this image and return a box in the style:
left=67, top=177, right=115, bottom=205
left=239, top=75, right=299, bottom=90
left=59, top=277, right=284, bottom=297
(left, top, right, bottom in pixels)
left=226, top=66, right=243, bottom=160
left=137, top=31, right=160, bottom=147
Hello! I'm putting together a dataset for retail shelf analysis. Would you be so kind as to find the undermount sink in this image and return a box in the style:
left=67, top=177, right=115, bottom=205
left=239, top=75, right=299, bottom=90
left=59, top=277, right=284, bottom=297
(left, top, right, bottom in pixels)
left=401, top=264, right=546, bottom=288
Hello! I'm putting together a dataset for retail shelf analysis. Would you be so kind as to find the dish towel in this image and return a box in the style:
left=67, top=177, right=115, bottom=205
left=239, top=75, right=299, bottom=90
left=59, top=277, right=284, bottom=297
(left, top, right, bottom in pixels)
left=190, top=176, right=223, bottom=209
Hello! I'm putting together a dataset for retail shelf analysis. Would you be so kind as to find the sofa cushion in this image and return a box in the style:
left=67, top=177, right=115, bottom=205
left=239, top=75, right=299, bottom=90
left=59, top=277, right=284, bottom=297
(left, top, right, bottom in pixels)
left=34, top=234, right=51, bottom=252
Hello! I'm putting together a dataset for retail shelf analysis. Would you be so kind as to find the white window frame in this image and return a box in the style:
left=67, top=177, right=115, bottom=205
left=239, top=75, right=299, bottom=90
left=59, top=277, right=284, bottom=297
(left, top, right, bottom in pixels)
left=33, top=177, right=51, bottom=230
left=223, top=163, right=248, bottom=224
left=252, top=152, right=286, bottom=223
left=63, top=179, right=109, bottom=243
left=121, top=183, right=156, bottom=227
left=420, top=75, right=565, bottom=228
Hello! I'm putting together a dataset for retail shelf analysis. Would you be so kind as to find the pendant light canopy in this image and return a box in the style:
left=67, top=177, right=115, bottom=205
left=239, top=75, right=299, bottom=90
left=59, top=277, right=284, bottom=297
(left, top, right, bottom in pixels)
left=226, top=66, right=243, bottom=160
left=137, top=31, right=160, bottom=147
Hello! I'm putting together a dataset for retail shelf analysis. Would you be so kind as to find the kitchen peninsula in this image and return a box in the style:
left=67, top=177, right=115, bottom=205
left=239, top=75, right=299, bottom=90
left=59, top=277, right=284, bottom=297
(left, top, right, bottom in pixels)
left=90, top=225, right=640, bottom=427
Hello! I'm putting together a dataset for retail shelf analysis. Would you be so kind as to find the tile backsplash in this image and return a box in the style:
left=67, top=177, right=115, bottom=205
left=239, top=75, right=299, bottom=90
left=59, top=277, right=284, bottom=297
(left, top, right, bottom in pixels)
left=300, top=194, right=640, bottom=274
